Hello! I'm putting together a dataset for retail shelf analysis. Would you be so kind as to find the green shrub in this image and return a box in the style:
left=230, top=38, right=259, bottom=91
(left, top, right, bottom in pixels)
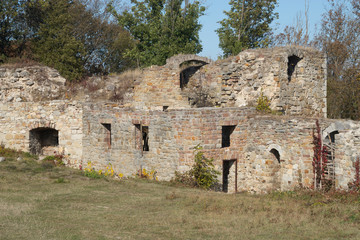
left=256, top=92, right=271, bottom=112
left=174, top=145, right=220, bottom=190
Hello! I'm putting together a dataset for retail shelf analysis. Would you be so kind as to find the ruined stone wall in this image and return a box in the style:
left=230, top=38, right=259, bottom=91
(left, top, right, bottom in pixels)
left=0, top=101, right=83, bottom=164
left=131, top=65, right=191, bottom=110
left=81, top=104, right=359, bottom=193
left=217, top=47, right=327, bottom=117
left=0, top=100, right=358, bottom=193
left=0, top=66, right=66, bottom=102
left=130, top=47, right=326, bottom=117
left=131, top=55, right=213, bottom=110
left=322, top=121, right=360, bottom=188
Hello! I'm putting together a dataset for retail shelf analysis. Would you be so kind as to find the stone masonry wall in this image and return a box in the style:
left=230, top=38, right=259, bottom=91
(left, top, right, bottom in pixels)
left=0, top=66, right=66, bottom=102
left=131, top=55, right=213, bottom=110
left=130, top=47, right=326, bottom=117
left=215, top=47, right=326, bottom=117
left=0, top=100, right=358, bottom=193
left=0, top=101, right=83, bottom=165
left=80, top=104, right=359, bottom=193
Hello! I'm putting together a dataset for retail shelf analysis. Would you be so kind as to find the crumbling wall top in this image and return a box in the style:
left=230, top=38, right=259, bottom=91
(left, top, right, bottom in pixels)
left=165, top=54, right=213, bottom=69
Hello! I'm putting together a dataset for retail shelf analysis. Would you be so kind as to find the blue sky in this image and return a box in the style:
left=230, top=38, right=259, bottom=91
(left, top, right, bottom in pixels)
left=199, top=0, right=331, bottom=59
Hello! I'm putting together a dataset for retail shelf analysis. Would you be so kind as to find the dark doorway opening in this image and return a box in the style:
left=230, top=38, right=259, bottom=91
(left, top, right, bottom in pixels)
left=29, top=128, right=59, bottom=155
left=287, top=55, right=302, bottom=81
left=329, top=130, right=339, bottom=143
left=222, top=125, right=236, bottom=148
left=223, top=159, right=237, bottom=193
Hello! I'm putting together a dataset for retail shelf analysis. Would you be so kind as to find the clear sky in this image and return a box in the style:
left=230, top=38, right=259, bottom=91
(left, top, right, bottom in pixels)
left=199, top=0, right=331, bottom=59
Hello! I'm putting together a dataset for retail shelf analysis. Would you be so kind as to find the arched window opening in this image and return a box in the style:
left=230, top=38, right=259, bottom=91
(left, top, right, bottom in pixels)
left=29, top=128, right=59, bottom=155
left=270, top=148, right=281, bottom=163
left=287, top=55, right=302, bottom=82
left=179, top=60, right=208, bottom=89
left=329, top=130, right=339, bottom=144
left=324, top=130, right=339, bottom=181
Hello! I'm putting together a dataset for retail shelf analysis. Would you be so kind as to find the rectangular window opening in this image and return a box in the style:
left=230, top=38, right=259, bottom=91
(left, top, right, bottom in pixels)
left=135, top=124, right=149, bottom=152
left=222, top=125, right=236, bottom=148
left=101, top=123, right=111, bottom=148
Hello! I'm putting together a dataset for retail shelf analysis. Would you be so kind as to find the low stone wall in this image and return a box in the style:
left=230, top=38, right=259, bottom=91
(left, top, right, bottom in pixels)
left=0, top=101, right=83, bottom=164
left=0, top=101, right=358, bottom=193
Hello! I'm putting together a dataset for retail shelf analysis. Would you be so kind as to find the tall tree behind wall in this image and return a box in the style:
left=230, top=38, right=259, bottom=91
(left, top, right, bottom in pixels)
left=216, top=0, right=278, bottom=58
left=72, top=0, right=135, bottom=74
left=273, top=0, right=311, bottom=47
left=32, top=0, right=86, bottom=81
left=0, top=0, right=32, bottom=60
left=110, top=0, right=205, bottom=67
left=316, top=0, right=360, bottom=120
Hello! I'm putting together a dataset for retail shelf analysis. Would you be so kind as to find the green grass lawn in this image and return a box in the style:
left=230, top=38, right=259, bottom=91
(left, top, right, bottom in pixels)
left=1, top=148, right=360, bottom=240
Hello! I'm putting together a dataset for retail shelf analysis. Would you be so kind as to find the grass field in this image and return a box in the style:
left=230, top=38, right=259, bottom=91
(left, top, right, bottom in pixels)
left=1, top=148, right=360, bottom=240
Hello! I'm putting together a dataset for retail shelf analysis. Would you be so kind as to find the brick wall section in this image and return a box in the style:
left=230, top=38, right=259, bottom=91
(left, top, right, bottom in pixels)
left=80, top=104, right=359, bottom=193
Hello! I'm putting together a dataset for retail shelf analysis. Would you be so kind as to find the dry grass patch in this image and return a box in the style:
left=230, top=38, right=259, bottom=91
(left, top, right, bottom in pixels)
left=0, top=152, right=360, bottom=239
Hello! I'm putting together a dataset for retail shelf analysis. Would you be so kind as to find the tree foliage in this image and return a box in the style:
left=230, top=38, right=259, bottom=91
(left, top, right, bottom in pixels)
left=216, top=0, right=278, bottom=57
left=32, top=0, right=86, bottom=81
left=110, top=0, right=205, bottom=67
left=316, top=0, right=360, bottom=120
left=0, top=0, right=135, bottom=81
left=273, top=0, right=311, bottom=47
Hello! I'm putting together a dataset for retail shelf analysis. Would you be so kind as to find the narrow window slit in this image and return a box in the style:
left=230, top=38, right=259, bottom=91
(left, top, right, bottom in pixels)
left=270, top=148, right=281, bottom=163
left=287, top=55, right=302, bottom=82
left=101, top=123, right=111, bottom=148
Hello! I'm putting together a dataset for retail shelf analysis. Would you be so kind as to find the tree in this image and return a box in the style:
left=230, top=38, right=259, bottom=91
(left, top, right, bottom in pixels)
left=110, top=0, right=205, bottom=67
left=316, top=0, right=360, bottom=120
left=273, top=0, right=311, bottom=47
left=0, top=0, right=25, bottom=60
left=1, top=0, right=134, bottom=79
left=32, top=0, right=86, bottom=81
left=71, top=0, right=135, bottom=74
left=216, top=0, right=278, bottom=57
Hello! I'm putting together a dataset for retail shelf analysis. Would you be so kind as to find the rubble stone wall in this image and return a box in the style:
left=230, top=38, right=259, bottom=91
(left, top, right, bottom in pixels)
left=191, top=47, right=327, bottom=117
left=130, top=47, right=326, bottom=117
left=0, top=66, right=66, bottom=102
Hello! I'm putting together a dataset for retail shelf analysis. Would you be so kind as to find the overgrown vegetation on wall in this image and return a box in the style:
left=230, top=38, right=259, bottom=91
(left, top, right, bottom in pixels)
left=312, top=120, right=329, bottom=190
left=174, top=145, right=219, bottom=189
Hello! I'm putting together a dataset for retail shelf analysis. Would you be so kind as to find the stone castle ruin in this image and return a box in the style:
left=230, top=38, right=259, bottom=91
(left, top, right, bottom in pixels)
left=1, top=46, right=359, bottom=193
